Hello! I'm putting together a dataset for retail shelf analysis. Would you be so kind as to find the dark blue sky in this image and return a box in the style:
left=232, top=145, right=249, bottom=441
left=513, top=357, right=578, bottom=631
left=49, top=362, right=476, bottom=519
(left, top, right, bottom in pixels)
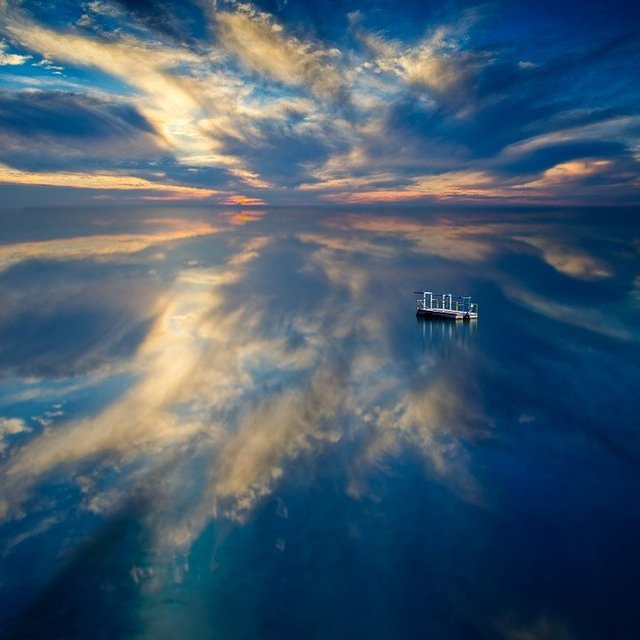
left=0, top=0, right=639, bottom=206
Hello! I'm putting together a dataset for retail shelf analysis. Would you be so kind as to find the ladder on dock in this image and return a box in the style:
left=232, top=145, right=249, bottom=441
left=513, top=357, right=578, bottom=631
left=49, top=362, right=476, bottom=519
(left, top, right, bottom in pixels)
left=414, top=291, right=478, bottom=321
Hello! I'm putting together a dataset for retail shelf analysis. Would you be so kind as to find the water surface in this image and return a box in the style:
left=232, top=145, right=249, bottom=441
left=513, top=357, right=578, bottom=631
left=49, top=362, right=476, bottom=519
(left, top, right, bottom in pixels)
left=0, top=206, right=639, bottom=639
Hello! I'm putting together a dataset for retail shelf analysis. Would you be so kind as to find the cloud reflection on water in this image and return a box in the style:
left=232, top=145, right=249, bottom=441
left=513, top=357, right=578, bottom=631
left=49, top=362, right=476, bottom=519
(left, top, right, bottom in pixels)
left=0, top=209, right=495, bottom=557
left=0, top=217, right=219, bottom=273
left=0, top=207, right=637, bottom=598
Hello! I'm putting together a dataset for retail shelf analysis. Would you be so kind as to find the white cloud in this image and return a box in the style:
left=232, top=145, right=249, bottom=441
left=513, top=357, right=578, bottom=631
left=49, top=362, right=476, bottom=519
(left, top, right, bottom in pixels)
left=0, top=417, right=30, bottom=454
left=85, top=0, right=125, bottom=19
left=353, top=15, right=488, bottom=106
left=1, top=6, right=269, bottom=186
left=0, top=39, right=30, bottom=65
left=215, top=4, right=345, bottom=98
left=513, top=159, right=613, bottom=191
left=503, top=117, right=640, bottom=157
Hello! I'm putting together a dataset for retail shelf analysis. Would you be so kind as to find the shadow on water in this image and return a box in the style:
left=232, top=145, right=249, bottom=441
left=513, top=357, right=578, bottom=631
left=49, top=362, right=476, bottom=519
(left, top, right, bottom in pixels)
left=0, top=513, right=145, bottom=640
left=417, top=318, right=478, bottom=358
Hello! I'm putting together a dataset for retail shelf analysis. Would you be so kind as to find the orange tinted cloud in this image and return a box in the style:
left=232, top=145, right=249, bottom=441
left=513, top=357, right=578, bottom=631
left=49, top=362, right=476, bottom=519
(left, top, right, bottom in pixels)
left=220, top=194, right=267, bottom=206
left=317, top=171, right=503, bottom=203
left=0, top=163, right=220, bottom=198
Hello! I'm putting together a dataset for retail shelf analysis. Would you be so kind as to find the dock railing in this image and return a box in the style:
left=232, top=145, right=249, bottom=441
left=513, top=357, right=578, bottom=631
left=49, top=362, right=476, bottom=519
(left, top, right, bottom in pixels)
left=414, top=291, right=478, bottom=315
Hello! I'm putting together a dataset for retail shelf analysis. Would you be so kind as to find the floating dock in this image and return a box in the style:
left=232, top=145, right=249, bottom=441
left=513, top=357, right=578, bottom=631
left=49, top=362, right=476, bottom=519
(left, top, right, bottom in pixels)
left=414, top=291, right=478, bottom=321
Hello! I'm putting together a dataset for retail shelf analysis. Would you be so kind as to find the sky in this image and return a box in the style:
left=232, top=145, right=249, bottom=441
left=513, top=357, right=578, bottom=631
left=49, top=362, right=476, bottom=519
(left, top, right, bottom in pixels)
left=2, top=3, right=640, bottom=636
left=0, top=0, right=639, bottom=207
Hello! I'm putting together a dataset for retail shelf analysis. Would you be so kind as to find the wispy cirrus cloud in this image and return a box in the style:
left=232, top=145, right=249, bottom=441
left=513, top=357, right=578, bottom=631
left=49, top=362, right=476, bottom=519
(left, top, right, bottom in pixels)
left=0, top=90, right=166, bottom=170
left=352, top=11, right=488, bottom=110
left=501, top=115, right=640, bottom=157
left=215, top=2, right=346, bottom=99
left=315, top=170, right=502, bottom=203
left=0, top=162, right=221, bottom=199
left=0, top=0, right=638, bottom=204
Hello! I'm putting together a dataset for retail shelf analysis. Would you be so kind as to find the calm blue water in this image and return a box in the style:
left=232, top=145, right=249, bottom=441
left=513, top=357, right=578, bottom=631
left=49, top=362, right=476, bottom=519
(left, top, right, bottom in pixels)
left=0, top=206, right=638, bottom=639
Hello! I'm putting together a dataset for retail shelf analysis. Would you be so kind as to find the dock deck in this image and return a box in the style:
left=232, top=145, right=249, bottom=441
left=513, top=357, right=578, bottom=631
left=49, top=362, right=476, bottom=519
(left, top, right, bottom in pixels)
left=414, top=291, right=478, bottom=321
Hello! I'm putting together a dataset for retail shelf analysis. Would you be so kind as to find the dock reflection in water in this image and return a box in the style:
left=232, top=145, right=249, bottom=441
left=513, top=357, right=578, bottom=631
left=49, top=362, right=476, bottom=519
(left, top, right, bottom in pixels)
left=418, top=317, right=478, bottom=357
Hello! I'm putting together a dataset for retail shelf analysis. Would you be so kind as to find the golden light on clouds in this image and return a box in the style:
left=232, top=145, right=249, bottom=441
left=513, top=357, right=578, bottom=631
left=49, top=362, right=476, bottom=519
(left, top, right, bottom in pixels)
left=215, top=5, right=344, bottom=98
left=515, top=159, right=613, bottom=190
left=315, top=171, right=505, bottom=203
left=0, top=163, right=220, bottom=198
left=0, top=0, right=637, bottom=205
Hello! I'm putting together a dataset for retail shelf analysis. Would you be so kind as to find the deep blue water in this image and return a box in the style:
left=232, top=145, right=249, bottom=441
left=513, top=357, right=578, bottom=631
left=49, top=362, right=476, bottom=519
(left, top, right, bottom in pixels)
left=0, top=206, right=639, bottom=639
